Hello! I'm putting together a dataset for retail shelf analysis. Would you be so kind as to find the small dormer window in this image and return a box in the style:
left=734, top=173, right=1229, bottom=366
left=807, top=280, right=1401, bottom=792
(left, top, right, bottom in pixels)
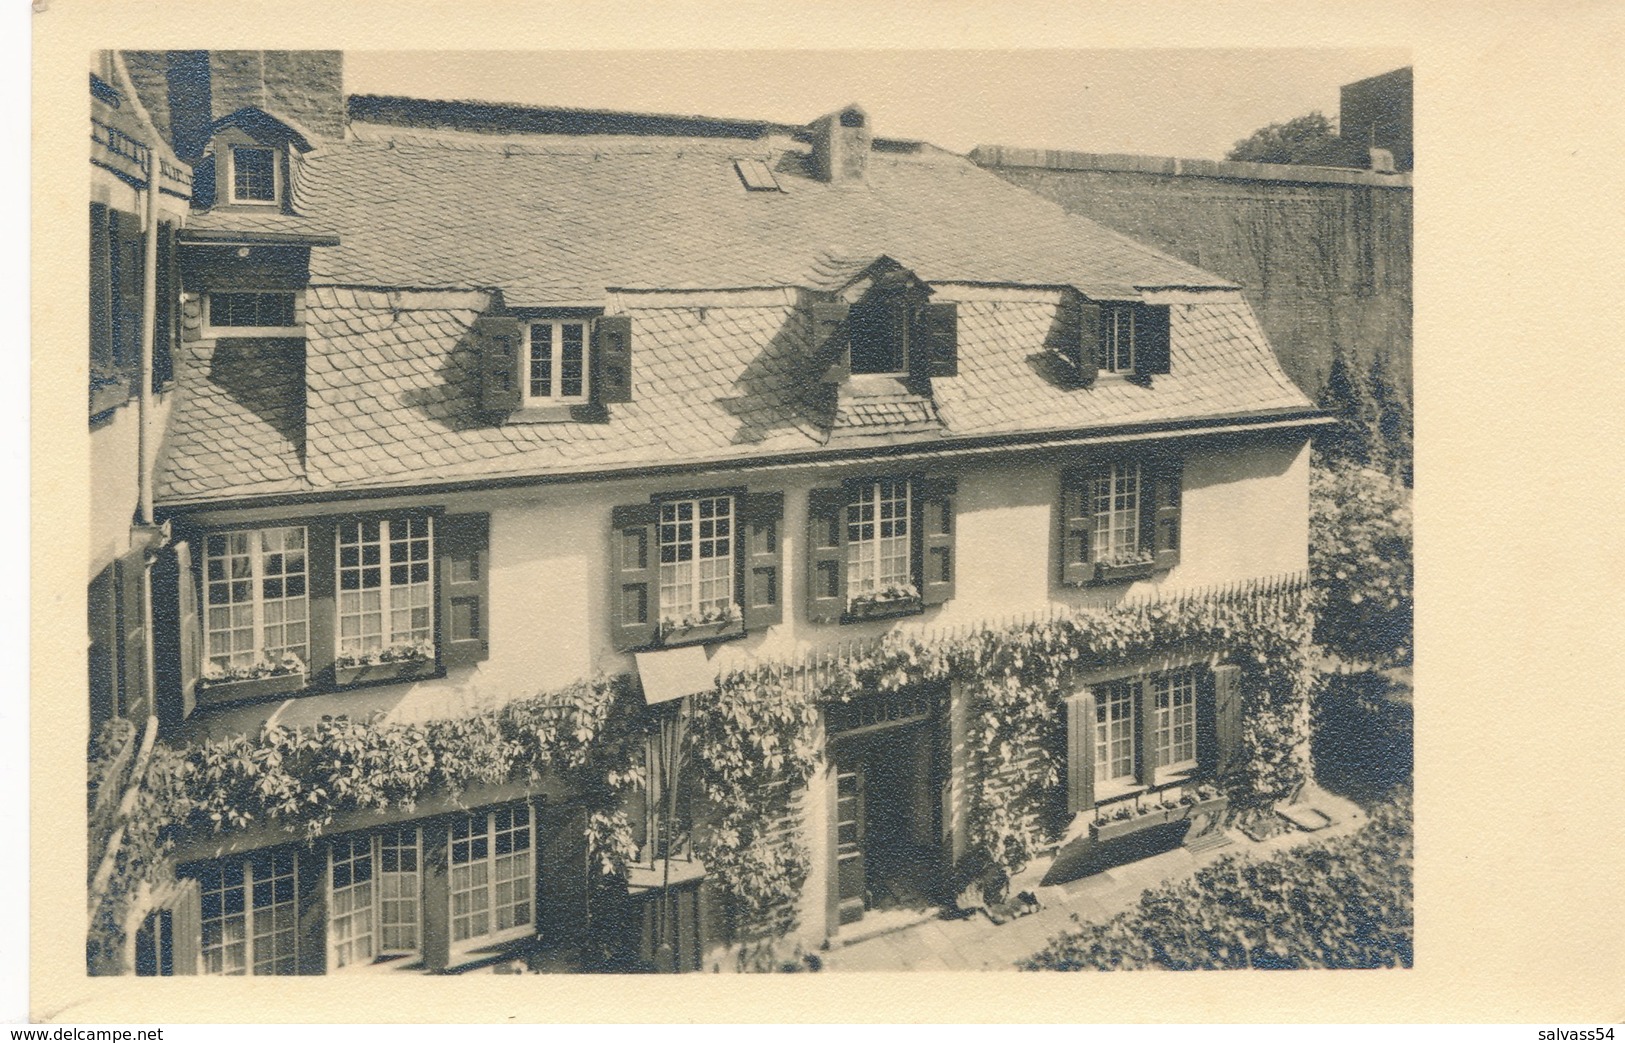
left=849, top=296, right=910, bottom=376
left=1100, top=303, right=1136, bottom=374
left=229, top=146, right=280, bottom=205
left=524, top=319, right=590, bottom=405
left=203, top=291, right=303, bottom=337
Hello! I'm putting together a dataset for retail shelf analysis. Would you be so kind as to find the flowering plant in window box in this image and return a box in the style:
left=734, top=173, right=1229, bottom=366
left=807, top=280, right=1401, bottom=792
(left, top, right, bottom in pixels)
left=658, top=602, right=744, bottom=647
left=1092, top=548, right=1158, bottom=585
left=334, top=641, right=438, bottom=686
left=845, top=583, right=922, bottom=620
left=1091, top=786, right=1229, bottom=843
left=197, top=652, right=307, bottom=703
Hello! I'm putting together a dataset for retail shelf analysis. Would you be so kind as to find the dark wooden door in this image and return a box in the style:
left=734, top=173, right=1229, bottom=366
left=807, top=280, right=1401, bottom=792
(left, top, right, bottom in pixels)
left=835, top=761, right=866, bottom=925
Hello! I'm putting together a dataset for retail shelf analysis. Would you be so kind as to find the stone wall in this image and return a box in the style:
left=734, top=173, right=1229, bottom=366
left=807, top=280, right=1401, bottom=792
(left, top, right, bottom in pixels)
left=971, top=148, right=1412, bottom=402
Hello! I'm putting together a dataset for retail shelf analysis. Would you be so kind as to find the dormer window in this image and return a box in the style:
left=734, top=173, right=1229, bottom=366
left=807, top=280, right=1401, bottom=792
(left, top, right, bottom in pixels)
left=808, top=260, right=958, bottom=386
left=525, top=319, right=590, bottom=405
left=203, top=290, right=303, bottom=337
left=1100, top=304, right=1136, bottom=374
left=849, top=295, right=910, bottom=376
left=1069, top=299, right=1172, bottom=384
left=228, top=146, right=280, bottom=206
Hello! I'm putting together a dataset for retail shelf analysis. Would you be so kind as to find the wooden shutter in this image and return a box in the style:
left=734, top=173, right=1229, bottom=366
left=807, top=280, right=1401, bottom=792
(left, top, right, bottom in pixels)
left=153, top=877, right=201, bottom=975
left=1212, top=663, right=1244, bottom=776
left=152, top=539, right=201, bottom=727
left=610, top=503, right=659, bottom=651
left=1146, top=457, right=1183, bottom=571
left=1137, top=677, right=1159, bottom=788
left=914, top=301, right=958, bottom=378
left=538, top=806, right=590, bottom=946
left=1134, top=303, right=1171, bottom=376
left=419, top=827, right=451, bottom=972
left=1059, top=469, right=1095, bottom=585
left=296, top=847, right=327, bottom=974
left=810, top=302, right=851, bottom=378
left=113, top=209, right=145, bottom=374
left=915, top=476, right=956, bottom=606
left=115, top=550, right=150, bottom=720
left=153, top=221, right=178, bottom=388
left=439, top=513, right=490, bottom=667
left=1075, top=299, right=1101, bottom=386
left=594, top=314, right=633, bottom=404
left=1065, top=688, right=1097, bottom=814
left=90, top=204, right=113, bottom=378
left=305, top=520, right=337, bottom=683
left=805, top=488, right=848, bottom=624
left=1196, top=668, right=1220, bottom=778
left=741, top=492, right=784, bottom=630
left=476, top=314, right=523, bottom=414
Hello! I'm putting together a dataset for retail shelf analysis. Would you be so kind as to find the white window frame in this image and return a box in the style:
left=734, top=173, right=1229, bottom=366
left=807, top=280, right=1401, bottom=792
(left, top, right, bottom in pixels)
left=1094, top=679, right=1138, bottom=800
left=336, top=515, right=436, bottom=661
left=657, top=494, right=736, bottom=624
left=1090, top=461, right=1143, bottom=566
left=199, top=849, right=299, bottom=976
left=448, top=805, right=536, bottom=954
left=327, top=835, right=376, bottom=971
left=1100, top=303, right=1136, bottom=374
left=227, top=144, right=281, bottom=207
left=202, top=289, right=304, bottom=338
left=524, top=319, right=591, bottom=405
left=1152, top=669, right=1200, bottom=782
left=845, top=478, right=913, bottom=598
left=202, top=525, right=310, bottom=673
left=326, top=827, right=422, bottom=971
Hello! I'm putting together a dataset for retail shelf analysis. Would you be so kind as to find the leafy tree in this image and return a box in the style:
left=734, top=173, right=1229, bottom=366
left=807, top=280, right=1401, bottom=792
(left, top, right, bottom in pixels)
left=1366, top=352, right=1412, bottom=486
left=1227, top=111, right=1360, bottom=167
left=1310, top=463, right=1413, bottom=668
left=1315, top=349, right=1378, bottom=467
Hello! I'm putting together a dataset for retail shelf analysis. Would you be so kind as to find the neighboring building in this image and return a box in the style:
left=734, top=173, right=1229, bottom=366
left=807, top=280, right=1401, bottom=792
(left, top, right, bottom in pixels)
left=1341, top=66, right=1413, bottom=173
left=92, top=51, right=1327, bottom=975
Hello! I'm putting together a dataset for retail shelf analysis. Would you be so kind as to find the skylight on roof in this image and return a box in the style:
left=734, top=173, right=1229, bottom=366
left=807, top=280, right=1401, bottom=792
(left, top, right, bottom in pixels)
left=734, top=158, right=781, bottom=192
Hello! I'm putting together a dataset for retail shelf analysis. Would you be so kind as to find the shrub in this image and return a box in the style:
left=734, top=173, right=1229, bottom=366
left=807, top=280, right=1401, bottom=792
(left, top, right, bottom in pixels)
left=1023, top=789, right=1412, bottom=971
left=1310, top=462, right=1413, bottom=667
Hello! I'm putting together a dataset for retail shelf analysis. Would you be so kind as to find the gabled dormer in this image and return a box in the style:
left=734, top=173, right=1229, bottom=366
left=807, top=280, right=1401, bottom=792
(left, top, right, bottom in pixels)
left=809, top=256, right=957, bottom=389
left=197, top=107, right=315, bottom=212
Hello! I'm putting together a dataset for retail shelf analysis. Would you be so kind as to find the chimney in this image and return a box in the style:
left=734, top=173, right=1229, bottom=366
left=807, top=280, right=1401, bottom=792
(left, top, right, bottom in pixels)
left=1369, top=147, right=1397, bottom=174
left=810, top=104, right=872, bottom=183
left=136, top=50, right=347, bottom=161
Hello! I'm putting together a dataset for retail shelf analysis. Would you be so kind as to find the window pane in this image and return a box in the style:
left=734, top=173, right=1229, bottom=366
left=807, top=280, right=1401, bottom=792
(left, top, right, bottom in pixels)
left=559, top=323, right=585, bottom=398
left=232, top=147, right=277, bottom=202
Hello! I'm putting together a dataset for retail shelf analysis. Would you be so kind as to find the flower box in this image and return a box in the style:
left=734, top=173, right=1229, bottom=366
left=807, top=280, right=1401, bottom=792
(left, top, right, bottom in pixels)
left=1090, top=795, right=1229, bottom=843
left=1090, top=559, right=1158, bottom=585
left=844, top=594, right=923, bottom=622
left=196, top=669, right=307, bottom=707
left=658, top=616, right=745, bottom=648
left=334, top=658, right=437, bottom=687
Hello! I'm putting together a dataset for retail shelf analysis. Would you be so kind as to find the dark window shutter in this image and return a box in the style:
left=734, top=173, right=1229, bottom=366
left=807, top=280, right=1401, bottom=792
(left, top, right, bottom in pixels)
left=594, top=314, right=633, bottom=404
left=89, top=563, right=120, bottom=731
left=113, top=209, right=145, bottom=374
left=1197, top=668, right=1220, bottom=777
left=151, top=539, right=200, bottom=727
left=476, top=315, right=522, bottom=414
left=153, top=222, right=177, bottom=389
left=1212, top=663, right=1244, bottom=776
left=305, top=520, right=337, bottom=683
left=805, top=488, right=848, bottom=624
left=1066, top=688, right=1097, bottom=814
left=914, top=301, right=958, bottom=378
left=1137, top=677, right=1158, bottom=787
left=90, top=204, right=113, bottom=382
left=419, top=827, right=451, bottom=972
left=1059, top=469, right=1095, bottom=585
left=741, top=492, right=784, bottom=630
left=810, top=302, right=851, bottom=379
left=1147, top=457, right=1183, bottom=571
left=439, top=513, right=490, bottom=667
left=915, top=476, right=956, bottom=606
left=610, top=503, right=659, bottom=651
left=168, top=877, right=202, bottom=975
left=115, top=550, right=150, bottom=721
left=1076, top=300, right=1101, bottom=386
left=1134, top=303, right=1171, bottom=376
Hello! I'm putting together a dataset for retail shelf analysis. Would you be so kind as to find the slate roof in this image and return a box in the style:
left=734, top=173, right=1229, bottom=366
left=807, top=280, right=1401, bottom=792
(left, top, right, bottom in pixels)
left=158, top=112, right=1314, bottom=506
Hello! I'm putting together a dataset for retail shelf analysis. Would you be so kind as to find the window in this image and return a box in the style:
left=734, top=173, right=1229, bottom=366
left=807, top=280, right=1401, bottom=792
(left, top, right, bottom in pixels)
left=449, top=806, right=534, bottom=946
left=849, top=296, right=909, bottom=375
left=1094, top=680, right=1137, bottom=791
left=203, top=526, right=309, bottom=673
left=1153, top=669, right=1199, bottom=773
left=525, top=320, right=589, bottom=404
left=327, top=827, right=421, bottom=969
left=203, top=291, right=301, bottom=336
left=1090, top=462, right=1142, bottom=567
left=1080, top=301, right=1170, bottom=379
left=1100, top=304, right=1135, bottom=373
left=658, top=495, right=735, bottom=624
left=337, top=517, right=433, bottom=660
left=846, top=479, right=911, bottom=597
left=1066, top=664, right=1222, bottom=813
left=199, top=850, right=298, bottom=975
left=229, top=145, right=278, bottom=204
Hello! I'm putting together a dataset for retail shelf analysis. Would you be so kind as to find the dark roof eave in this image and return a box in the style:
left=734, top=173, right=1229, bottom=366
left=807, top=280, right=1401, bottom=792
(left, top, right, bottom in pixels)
left=177, top=229, right=342, bottom=247
left=154, top=407, right=1331, bottom=518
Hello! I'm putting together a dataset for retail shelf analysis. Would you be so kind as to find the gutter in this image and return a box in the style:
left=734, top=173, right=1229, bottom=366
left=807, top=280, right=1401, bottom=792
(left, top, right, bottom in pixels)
left=154, top=407, right=1332, bottom=518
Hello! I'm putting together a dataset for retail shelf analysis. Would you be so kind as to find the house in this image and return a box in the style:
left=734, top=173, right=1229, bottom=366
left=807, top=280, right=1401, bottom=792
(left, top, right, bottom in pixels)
left=90, top=50, right=1327, bottom=975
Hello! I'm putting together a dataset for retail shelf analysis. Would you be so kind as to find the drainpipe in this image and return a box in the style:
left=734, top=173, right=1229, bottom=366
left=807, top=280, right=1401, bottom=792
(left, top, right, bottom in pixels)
left=138, top=146, right=158, bottom=527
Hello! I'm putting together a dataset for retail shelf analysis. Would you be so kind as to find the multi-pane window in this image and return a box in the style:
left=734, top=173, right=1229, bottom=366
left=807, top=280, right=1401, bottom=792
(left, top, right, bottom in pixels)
left=199, top=850, right=298, bottom=976
left=337, top=517, right=434, bottom=658
left=203, top=526, right=309, bottom=671
left=327, top=827, right=421, bottom=969
left=1094, top=680, right=1137, bottom=788
left=207, top=291, right=297, bottom=330
left=1090, top=462, right=1142, bottom=566
left=846, top=479, right=911, bottom=596
left=449, top=806, right=533, bottom=946
left=1100, top=304, right=1135, bottom=373
left=231, top=146, right=278, bottom=203
left=1153, top=669, right=1198, bottom=772
left=526, top=320, right=589, bottom=403
left=658, top=496, right=734, bottom=622
left=328, top=836, right=375, bottom=970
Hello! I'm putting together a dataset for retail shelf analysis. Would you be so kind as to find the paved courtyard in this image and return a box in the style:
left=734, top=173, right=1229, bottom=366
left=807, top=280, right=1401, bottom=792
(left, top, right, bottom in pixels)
left=822, top=786, right=1367, bottom=972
